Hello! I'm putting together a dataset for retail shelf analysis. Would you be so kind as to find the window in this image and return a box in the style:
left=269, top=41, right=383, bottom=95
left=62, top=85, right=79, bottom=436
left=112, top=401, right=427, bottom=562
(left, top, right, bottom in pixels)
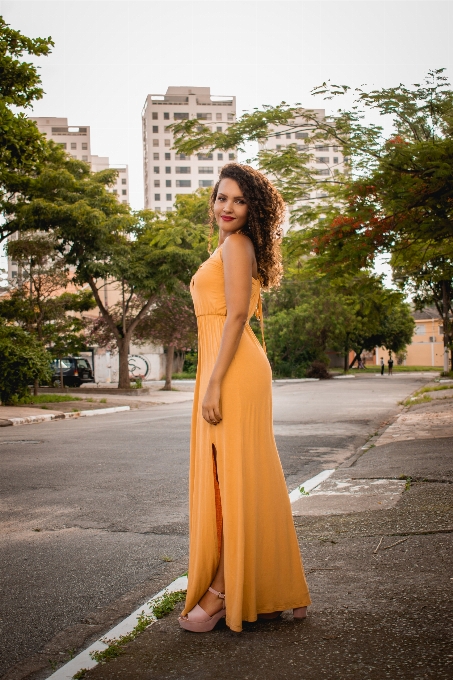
left=317, top=169, right=329, bottom=175
left=122, top=189, right=127, bottom=195
left=164, top=112, right=169, bottom=120
left=217, top=126, right=222, bottom=132
left=164, top=152, right=170, bottom=160
left=176, top=166, right=191, bottom=174
left=228, top=153, right=235, bottom=160
left=333, top=145, right=339, bottom=152
left=82, top=155, right=88, bottom=161
left=175, top=153, right=190, bottom=160
left=197, top=113, right=212, bottom=120
left=164, top=139, right=171, bottom=147
left=154, top=193, right=161, bottom=201
left=122, top=178, right=127, bottom=184
left=152, top=111, right=158, bottom=120
left=218, top=166, right=224, bottom=173
left=317, top=157, right=330, bottom=163
left=439, top=326, right=444, bottom=334
left=276, top=145, right=282, bottom=150
left=333, top=157, right=339, bottom=164
left=82, top=143, right=88, bottom=150
left=153, top=153, right=159, bottom=160
left=295, top=132, right=308, bottom=139
left=154, top=166, right=160, bottom=173
left=166, top=193, right=172, bottom=201
left=176, top=180, right=191, bottom=187
left=297, top=145, right=305, bottom=151
left=154, top=180, right=160, bottom=187
left=155, top=207, right=161, bottom=212
left=227, top=113, right=234, bottom=121
left=276, top=133, right=281, bottom=139
left=71, top=142, right=77, bottom=149
left=166, top=180, right=171, bottom=187
left=58, top=143, right=67, bottom=149
left=199, top=166, right=213, bottom=174
left=153, top=126, right=158, bottom=133
left=286, top=133, right=291, bottom=139
left=216, top=113, right=222, bottom=121
left=197, top=153, right=213, bottom=160
left=415, top=325, right=426, bottom=335
left=174, top=112, right=189, bottom=120
left=122, top=200, right=127, bottom=204
left=165, top=166, right=171, bottom=174
left=153, top=139, right=159, bottom=147
left=315, top=145, right=329, bottom=151
left=166, top=206, right=173, bottom=212
left=113, top=189, right=118, bottom=194
left=199, top=180, right=214, bottom=187
left=217, top=153, right=223, bottom=160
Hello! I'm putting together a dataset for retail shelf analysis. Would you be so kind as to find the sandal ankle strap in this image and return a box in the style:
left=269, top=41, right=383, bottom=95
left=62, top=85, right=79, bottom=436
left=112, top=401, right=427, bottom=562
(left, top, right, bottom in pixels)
left=208, top=586, right=225, bottom=606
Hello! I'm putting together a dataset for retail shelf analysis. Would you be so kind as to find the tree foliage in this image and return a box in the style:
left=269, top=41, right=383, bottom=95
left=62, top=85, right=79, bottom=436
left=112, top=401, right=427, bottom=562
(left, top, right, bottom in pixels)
left=0, top=17, right=54, bottom=239
left=0, top=323, right=52, bottom=404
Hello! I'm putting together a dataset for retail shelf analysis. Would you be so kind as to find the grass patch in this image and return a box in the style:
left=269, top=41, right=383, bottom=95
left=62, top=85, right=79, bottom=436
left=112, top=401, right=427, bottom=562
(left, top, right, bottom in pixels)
left=402, top=382, right=453, bottom=407
left=347, top=365, right=441, bottom=373
left=100, top=398, right=107, bottom=404
left=172, top=372, right=196, bottom=380
left=24, top=394, right=83, bottom=404
left=87, top=590, right=186, bottom=667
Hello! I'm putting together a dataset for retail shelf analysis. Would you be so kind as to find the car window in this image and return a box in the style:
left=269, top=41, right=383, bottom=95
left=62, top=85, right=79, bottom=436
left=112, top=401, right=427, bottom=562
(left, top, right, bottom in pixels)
left=53, top=359, right=72, bottom=369
left=76, top=359, right=91, bottom=369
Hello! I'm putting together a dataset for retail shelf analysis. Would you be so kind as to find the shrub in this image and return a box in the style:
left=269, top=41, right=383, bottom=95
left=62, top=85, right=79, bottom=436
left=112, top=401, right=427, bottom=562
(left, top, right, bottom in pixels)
left=305, top=360, right=332, bottom=380
left=0, top=324, right=52, bottom=404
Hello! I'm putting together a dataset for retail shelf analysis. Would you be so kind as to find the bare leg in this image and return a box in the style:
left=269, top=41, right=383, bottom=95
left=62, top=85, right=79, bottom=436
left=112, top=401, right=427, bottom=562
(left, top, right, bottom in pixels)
left=198, top=536, right=225, bottom=616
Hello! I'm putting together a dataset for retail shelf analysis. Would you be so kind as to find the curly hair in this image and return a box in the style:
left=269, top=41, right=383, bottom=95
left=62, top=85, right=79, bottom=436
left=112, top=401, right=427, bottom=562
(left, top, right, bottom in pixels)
left=209, top=163, right=285, bottom=289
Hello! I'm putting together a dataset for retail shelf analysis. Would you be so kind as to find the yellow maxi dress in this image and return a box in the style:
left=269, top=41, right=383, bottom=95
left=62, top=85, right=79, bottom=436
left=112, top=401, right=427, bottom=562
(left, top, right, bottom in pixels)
left=182, top=246, right=311, bottom=633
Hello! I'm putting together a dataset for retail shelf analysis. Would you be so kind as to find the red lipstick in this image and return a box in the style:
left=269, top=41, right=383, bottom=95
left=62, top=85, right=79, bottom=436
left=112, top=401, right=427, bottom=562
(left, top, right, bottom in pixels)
left=221, top=215, right=234, bottom=221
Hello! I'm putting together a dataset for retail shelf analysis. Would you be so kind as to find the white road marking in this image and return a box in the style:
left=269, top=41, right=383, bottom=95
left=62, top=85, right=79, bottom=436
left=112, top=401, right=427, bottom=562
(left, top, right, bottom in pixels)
left=288, top=469, right=335, bottom=503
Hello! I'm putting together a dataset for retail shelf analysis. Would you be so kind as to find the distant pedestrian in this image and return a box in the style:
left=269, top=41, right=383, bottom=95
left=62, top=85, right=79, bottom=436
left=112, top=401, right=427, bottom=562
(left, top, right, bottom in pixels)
left=388, top=357, right=394, bottom=375
left=358, top=355, right=365, bottom=369
left=380, top=358, right=385, bottom=375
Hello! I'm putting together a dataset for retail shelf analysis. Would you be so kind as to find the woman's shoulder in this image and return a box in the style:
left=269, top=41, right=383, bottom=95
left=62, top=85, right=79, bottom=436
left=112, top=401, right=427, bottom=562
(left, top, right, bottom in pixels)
left=222, top=232, right=255, bottom=255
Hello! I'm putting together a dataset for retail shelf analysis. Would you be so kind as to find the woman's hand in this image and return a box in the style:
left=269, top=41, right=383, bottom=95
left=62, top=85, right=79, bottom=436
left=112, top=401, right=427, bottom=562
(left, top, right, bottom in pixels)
left=202, top=381, right=222, bottom=426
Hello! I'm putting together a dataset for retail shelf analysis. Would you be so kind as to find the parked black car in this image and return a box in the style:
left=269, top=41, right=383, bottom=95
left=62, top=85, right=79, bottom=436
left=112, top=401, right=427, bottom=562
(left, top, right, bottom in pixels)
left=50, top=357, right=94, bottom=387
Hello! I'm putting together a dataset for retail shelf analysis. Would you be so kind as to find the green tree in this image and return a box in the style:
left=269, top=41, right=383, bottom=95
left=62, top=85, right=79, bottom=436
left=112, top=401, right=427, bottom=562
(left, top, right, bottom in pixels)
left=7, top=148, right=208, bottom=387
left=171, top=69, right=453, bottom=369
left=0, top=323, right=51, bottom=404
left=0, top=17, right=54, bottom=241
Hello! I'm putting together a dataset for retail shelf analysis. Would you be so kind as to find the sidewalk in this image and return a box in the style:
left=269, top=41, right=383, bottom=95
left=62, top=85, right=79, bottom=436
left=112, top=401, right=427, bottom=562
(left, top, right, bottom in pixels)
left=74, top=397, right=452, bottom=680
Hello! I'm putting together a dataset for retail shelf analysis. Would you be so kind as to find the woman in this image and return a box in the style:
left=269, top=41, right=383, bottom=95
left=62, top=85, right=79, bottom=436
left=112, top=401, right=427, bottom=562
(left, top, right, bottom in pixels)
left=179, top=164, right=311, bottom=634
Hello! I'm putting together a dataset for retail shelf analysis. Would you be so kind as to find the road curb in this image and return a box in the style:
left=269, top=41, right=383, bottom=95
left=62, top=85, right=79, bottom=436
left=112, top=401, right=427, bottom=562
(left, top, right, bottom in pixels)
left=6, top=406, right=130, bottom=427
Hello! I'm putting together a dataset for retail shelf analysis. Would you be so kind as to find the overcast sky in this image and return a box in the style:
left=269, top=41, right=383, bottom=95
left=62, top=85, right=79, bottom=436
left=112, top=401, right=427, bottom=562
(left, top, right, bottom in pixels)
left=2, top=0, right=451, bottom=212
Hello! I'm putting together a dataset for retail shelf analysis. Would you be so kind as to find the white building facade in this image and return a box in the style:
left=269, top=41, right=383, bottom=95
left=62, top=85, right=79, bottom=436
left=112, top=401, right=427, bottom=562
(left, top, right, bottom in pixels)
left=142, top=86, right=236, bottom=211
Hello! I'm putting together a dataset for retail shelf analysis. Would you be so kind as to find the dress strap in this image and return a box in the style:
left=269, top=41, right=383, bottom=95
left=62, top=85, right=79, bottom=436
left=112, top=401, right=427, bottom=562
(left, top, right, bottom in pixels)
left=255, top=293, right=267, bottom=354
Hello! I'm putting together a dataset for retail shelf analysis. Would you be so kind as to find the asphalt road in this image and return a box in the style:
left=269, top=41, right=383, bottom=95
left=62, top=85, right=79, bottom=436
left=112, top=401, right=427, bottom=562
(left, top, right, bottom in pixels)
left=0, top=373, right=434, bottom=679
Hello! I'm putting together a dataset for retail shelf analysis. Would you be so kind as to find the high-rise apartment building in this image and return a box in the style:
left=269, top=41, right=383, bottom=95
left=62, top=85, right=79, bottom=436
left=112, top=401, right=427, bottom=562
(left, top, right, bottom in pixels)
left=6, top=118, right=129, bottom=280
left=142, top=87, right=236, bottom=211
left=29, top=117, right=129, bottom=204
left=260, top=109, right=345, bottom=233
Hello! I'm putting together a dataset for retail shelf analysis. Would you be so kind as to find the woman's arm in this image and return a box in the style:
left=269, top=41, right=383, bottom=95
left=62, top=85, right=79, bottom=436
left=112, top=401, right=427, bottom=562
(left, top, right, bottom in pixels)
left=202, top=234, right=255, bottom=425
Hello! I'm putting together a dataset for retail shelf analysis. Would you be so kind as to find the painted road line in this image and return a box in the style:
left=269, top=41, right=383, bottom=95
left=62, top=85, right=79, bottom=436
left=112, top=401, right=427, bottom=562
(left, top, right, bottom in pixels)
left=47, top=576, right=188, bottom=680
left=288, top=469, right=335, bottom=503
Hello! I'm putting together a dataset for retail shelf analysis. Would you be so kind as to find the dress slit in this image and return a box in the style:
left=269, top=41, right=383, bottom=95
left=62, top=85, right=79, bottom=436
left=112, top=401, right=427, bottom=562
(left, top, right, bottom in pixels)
left=212, top=443, right=223, bottom=558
